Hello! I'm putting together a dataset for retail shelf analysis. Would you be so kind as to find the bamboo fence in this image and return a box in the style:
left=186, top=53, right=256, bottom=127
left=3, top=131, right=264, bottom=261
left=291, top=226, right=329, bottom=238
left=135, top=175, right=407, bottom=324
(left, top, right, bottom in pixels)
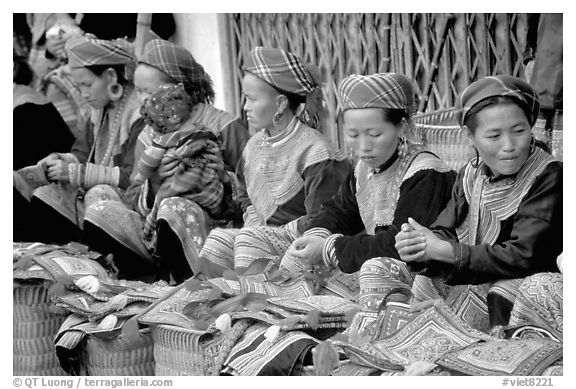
left=228, top=13, right=529, bottom=148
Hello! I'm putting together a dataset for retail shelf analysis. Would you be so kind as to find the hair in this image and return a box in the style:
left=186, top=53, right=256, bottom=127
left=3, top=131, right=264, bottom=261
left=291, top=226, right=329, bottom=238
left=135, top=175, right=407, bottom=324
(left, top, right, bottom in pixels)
left=85, top=64, right=129, bottom=86
left=271, top=85, right=307, bottom=113
left=13, top=57, right=34, bottom=85
left=339, top=107, right=412, bottom=127
left=463, top=96, right=532, bottom=133
left=147, top=64, right=215, bottom=106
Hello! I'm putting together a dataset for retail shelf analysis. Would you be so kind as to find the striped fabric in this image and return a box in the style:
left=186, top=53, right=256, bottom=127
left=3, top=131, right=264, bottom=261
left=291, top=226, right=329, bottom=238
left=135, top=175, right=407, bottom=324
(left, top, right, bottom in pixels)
left=65, top=36, right=135, bottom=68
left=355, top=143, right=452, bottom=235
left=337, top=73, right=414, bottom=112
left=456, top=75, right=540, bottom=127
left=222, top=322, right=318, bottom=376
left=243, top=119, right=345, bottom=222
left=243, top=47, right=317, bottom=96
left=456, top=147, right=555, bottom=246
left=139, top=129, right=225, bottom=245
left=139, top=39, right=207, bottom=91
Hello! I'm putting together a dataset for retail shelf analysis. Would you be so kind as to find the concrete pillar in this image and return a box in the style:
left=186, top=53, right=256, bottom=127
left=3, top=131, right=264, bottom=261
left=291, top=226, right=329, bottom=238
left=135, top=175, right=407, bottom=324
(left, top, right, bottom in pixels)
left=171, top=13, right=238, bottom=115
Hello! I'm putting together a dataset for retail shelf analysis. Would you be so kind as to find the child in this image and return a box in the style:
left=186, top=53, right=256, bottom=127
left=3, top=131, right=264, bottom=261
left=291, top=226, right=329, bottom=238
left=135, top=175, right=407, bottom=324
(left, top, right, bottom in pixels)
left=135, top=83, right=225, bottom=247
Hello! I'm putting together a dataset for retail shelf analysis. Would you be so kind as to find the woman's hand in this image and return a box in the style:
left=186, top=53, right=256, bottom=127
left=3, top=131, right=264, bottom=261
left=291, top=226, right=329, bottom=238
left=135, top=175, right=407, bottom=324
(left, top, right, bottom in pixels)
left=286, top=235, right=326, bottom=267
left=45, top=159, right=70, bottom=183
left=395, top=218, right=455, bottom=264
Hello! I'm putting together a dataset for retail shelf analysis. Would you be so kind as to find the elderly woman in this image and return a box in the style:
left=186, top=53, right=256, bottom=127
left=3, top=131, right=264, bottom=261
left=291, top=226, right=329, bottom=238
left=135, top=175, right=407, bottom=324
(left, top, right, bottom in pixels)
left=394, top=75, right=562, bottom=332
left=196, top=47, right=350, bottom=278
left=284, top=73, right=456, bottom=302
left=82, top=39, right=250, bottom=284
left=14, top=36, right=151, bottom=274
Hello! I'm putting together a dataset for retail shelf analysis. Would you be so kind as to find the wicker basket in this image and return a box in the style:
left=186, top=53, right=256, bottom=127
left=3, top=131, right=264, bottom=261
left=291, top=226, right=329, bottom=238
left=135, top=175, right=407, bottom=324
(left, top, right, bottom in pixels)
left=82, top=329, right=155, bottom=376
left=13, top=284, right=68, bottom=376
left=152, top=319, right=250, bottom=376
left=412, top=123, right=474, bottom=172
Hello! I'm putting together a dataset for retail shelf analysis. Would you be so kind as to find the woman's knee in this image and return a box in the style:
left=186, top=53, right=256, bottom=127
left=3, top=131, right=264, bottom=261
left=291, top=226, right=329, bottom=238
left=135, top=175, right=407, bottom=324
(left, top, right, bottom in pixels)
left=84, top=185, right=121, bottom=207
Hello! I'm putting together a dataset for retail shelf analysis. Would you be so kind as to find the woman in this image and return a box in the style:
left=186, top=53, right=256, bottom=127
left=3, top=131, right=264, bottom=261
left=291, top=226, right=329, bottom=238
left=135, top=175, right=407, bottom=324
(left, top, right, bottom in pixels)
left=82, top=39, right=251, bottom=284
left=196, top=46, right=350, bottom=278
left=285, top=73, right=456, bottom=304
left=394, top=75, right=562, bottom=332
left=16, top=36, right=150, bottom=277
left=13, top=48, right=75, bottom=241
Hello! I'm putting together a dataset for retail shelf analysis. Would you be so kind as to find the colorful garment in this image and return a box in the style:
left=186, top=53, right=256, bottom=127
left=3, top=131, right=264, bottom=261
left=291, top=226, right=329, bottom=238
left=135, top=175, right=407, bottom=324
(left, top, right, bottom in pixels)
left=291, top=143, right=454, bottom=274
left=31, top=86, right=142, bottom=226
left=198, top=117, right=349, bottom=275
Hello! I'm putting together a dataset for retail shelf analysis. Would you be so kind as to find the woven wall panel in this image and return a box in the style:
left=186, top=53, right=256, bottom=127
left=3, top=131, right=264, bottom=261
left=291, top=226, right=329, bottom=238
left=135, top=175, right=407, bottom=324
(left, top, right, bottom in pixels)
left=229, top=13, right=527, bottom=149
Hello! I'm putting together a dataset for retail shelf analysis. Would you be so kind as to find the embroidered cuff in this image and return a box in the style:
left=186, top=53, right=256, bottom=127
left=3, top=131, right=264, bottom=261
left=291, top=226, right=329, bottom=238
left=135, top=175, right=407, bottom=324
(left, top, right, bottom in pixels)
left=138, top=180, right=152, bottom=216
left=83, top=163, right=120, bottom=188
left=322, top=233, right=343, bottom=270
left=446, top=242, right=470, bottom=281
left=303, top=227, right=332, bottom=239
left=67, top=163, right=84, bottom=187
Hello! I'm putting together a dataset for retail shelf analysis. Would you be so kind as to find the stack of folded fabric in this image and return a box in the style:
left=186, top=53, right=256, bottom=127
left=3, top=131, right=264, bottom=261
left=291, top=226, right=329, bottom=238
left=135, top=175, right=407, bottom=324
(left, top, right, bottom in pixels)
left=13, top=242, right=110, bottom=376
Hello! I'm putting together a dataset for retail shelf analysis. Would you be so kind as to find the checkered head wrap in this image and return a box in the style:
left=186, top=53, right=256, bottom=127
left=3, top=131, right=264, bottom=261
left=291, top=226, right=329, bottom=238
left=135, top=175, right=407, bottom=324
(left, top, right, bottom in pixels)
left=456, top=75, right=540, bottom=127
left=338, top=73, right=414, bottom=114
left=243, top=47, right=324, bottom=129
left=65, top=35, right=135, bottom=68
left=140, top=39, right=207, bottom=95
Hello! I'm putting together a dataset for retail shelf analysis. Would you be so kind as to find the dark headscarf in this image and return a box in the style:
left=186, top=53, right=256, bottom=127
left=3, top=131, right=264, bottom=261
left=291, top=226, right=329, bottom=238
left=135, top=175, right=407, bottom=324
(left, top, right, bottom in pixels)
left=456, top=75, right=540, bottom=127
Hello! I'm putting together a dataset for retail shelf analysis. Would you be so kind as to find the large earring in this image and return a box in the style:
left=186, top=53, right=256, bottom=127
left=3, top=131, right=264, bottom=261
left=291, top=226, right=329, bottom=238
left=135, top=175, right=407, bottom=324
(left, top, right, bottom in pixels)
left=272, top=111, right=283, bottom=127
left=397, top=135, right=408, bottom=159
left=107, top=82, right=123, bottom=101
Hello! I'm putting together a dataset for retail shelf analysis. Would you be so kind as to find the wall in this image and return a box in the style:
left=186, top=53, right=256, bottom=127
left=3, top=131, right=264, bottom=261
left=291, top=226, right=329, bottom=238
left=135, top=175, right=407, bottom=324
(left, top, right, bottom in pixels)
left=171, top=13, right=237, bottom=114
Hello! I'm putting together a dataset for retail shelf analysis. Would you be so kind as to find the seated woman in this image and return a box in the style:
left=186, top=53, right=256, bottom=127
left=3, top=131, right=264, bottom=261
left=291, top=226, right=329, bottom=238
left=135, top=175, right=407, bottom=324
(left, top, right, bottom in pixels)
left=394, top=75, right=562, bottom=332
left=285, top=73, right=456, bottom=303
left=82, top=39, right=250, bottom=284
left=196, top=47, right=350, bottom=278
left=14, top=36, right=150, bottom=275
left=13, top=47, right=75, bottom=241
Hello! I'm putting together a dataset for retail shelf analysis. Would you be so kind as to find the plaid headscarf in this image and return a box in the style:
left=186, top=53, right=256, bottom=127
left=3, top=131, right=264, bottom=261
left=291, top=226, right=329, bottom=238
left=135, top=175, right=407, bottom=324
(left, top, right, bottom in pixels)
left=337, top=73, right=414, bottom=113
left=139, top=39, right=207, bottom=93
left=65, top=36, right=135, bottom=68
left=456, top=75, right=540, bottom=127
left=243, top=46, right=324, bottom=129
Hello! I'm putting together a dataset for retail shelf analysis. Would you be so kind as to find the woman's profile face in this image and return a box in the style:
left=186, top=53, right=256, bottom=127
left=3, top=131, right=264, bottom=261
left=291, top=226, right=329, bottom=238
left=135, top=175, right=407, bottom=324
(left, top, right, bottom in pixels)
left=343, top=108, right=402, bottom=169
left=466, top=103, right=532, bottom=177
left=241, top=72, right=279, bottom=131
left=70, top=67, right=110, bottom=109
left=134, top=64, right=175, bottom=106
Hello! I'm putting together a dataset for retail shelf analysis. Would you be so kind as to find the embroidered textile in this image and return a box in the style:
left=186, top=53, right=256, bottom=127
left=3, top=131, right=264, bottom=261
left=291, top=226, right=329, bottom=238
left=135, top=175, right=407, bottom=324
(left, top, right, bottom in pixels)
left=355, top=145, right=451, bottom=234
left=243, top=121, right=344, bottom=223
left=337, top=73, right=414, bottom=112
left=456, top=147, right=555, bottom=245
left=267, top=295, right=362, bottom=317
left=436, top=338, right=563, bottom=376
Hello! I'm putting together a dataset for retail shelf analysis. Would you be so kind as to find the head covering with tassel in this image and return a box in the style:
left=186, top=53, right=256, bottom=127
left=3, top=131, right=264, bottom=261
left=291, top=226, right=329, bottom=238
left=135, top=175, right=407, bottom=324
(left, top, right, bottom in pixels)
left=243, top=46, right=324, bottom=130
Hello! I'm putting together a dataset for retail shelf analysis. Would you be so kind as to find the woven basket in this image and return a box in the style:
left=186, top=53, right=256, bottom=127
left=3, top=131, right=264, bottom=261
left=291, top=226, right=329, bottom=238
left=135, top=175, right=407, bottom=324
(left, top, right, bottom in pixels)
left=412, top=123, right=474, bottom=172
left=13, top=284, right=67, bottom=376
left=152, top=320, right=250, bottom=376
left=82, top=329, right=155, bottom=376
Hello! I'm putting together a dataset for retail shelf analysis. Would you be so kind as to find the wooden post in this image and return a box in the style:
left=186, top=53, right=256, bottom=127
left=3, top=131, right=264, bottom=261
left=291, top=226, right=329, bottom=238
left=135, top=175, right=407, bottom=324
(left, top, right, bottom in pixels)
left=134, top=13, right=153, bottom=60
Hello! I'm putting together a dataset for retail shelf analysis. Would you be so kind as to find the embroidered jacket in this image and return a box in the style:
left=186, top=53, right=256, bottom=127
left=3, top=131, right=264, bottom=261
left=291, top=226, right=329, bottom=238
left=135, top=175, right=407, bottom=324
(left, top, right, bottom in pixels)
left=422, top=146, right=562, bottom=285
left=305, top=143, right=456, bottom=273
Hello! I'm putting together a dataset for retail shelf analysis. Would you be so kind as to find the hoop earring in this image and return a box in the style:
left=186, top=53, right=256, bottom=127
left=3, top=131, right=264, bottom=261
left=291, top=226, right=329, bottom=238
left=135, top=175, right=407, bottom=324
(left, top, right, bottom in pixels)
left=530, top=135, right=536, bottom=154
left=272, top=111, right=283, bottom=128
left=107, top=82, right=123, bottom=101
left=397, top=135, right=408, bottom=159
